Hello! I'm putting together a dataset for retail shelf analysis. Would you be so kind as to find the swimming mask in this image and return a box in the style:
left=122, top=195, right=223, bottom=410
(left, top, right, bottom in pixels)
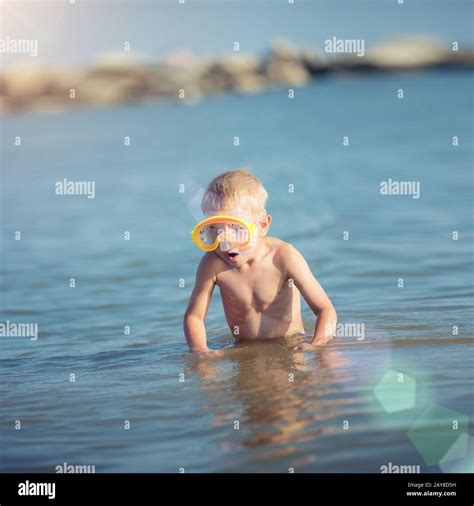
left=191, top=215, right=258, bottom=252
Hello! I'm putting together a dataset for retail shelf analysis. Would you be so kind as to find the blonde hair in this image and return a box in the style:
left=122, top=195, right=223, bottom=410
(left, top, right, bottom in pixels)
left=201, top=168, right=268, bottom=216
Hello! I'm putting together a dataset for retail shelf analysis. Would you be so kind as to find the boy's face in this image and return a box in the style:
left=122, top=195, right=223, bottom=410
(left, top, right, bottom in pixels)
left=205, top=207, right=271, bottom=266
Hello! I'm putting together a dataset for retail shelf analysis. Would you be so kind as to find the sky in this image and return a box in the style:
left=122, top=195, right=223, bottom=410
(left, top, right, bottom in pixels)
left=0, top=0, right=473, bottom=68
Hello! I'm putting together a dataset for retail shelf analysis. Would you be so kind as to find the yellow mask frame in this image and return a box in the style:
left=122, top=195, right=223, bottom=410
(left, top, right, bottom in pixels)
left=191, top=215, right=258, bottom=252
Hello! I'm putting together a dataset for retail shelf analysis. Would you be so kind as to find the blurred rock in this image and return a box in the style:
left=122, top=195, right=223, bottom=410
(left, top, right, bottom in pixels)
left=438, top=50, right=474, bottom=68
left=199, top=55, right=263, bottom=93
left=366, top=36, right=447, bottom=69
left=232, top=73, right=267, bottom=94
left=300, top=49, right=330, bottom=75
left=269, top=39, right=302, bottom=61
left=263, top=39, right=313, bottom=85
left=0, top=36, right=472, bottom=115
left=264, top=60, right=310, bottom=85
left=1, top=65, right=77, bottom=111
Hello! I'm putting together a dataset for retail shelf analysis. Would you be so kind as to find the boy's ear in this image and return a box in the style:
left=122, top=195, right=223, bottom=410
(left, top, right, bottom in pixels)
left=258, top=214, right=272, bottom=236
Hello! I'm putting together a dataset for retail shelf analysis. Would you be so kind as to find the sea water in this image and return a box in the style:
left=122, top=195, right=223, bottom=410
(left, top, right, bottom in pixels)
left=1, top=71, right=473, bottom=472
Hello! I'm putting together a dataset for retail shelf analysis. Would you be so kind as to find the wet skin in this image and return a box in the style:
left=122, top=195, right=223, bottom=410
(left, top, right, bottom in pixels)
left=184, top=209, right=337, bottom=352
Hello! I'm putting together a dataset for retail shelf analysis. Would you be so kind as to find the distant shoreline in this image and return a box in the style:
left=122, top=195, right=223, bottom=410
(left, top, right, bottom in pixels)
left=1, top=37, right=473, bottom=116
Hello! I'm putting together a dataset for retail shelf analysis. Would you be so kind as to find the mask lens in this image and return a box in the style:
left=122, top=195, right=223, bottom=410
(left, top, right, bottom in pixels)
left=227, top=222, right=250, bottom=245
left=193, top=217, right=254, bottom=250
left=197, top=224, right=220, bottom=247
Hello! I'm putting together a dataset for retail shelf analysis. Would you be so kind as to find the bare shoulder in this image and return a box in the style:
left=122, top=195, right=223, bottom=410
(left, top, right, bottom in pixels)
left=197, top=251, right=228, bottom=279
left=270, top=237, right=301, bottom=260
left=199, top=251, right=222, bottom=271
left=266, top=237, right=304, bottom=270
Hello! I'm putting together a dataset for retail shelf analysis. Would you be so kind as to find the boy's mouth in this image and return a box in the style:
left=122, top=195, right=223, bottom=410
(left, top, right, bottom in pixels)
left=227, top=251, right=239, bottom=261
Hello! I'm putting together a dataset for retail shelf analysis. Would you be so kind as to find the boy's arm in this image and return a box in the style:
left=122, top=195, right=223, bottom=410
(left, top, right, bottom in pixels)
left=183, top=253, right=216, bottom=352
left=283, top=244, right=337, bottom=348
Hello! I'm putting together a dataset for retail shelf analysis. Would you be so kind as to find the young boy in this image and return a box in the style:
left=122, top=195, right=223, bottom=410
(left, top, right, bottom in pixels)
left=184, top=169, right=337, bottom=353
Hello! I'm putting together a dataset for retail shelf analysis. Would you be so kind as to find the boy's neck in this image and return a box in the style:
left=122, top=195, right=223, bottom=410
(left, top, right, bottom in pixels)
left=246, top=237, right=269, bottom=265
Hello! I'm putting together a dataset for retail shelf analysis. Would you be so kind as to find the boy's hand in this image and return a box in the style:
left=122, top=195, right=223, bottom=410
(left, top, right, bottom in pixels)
left=294, top=335, right=333, bottom=352
left=294, top=342, right=318, bottom=352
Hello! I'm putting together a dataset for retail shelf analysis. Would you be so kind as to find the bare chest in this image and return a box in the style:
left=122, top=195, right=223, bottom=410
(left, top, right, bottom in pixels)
left=216, top=263, right=291, bottom=314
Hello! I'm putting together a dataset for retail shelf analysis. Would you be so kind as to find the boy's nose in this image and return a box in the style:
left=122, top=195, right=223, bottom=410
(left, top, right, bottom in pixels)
left=219, top=240, right=232, bottom=252
left=217, top=226, right=232, bottom=248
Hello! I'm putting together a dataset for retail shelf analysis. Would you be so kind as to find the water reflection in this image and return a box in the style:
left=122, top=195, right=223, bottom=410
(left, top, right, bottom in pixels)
left=185, top=338, right=353, bottom=458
